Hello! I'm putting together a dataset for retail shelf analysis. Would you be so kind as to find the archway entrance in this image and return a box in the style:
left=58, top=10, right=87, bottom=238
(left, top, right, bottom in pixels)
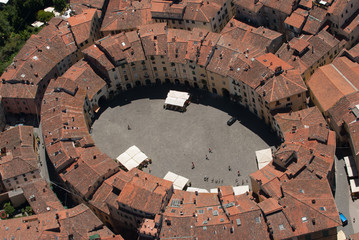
left=98, top=96, right=107, bottom=108
left=222, top=88, right=230, bottom=98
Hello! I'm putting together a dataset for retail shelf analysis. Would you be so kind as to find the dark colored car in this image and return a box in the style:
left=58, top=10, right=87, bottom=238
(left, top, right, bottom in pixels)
left=227, top=117, right=237, bottom=126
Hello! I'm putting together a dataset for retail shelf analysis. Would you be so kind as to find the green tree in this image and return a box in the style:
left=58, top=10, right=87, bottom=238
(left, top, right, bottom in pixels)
left=54, top=0, right=66, bottom=12
left=0, top=13, right=12, bottom=45
left=4, top=202, right=15, bottom=217
left=25, top=206, right=33, bottom=216
left=36, top=10, right=54, bottom=22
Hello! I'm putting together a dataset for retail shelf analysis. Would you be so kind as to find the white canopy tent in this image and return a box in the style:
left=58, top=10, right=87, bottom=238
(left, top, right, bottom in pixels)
left=163, top=171, right=189, bottom=190
left=350, top=179, right=359, bottom=195
left=164, top=90, right=190, bottom=110
left=187, top=187, right=209, bottom=193
left=210, top=188, right=219, bottom=193
left=116, top=145, right=148, bottom=171
left=255, top=148, right=273, bottom=170
left=233, top=185, right=250, bottom=195
left=344, top=156, right=358, bottom=178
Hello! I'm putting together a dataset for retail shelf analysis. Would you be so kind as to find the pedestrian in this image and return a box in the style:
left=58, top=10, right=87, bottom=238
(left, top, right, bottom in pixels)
left=148, top=168, right=151, bottom=173
left=237, top=170, right=240, bottom=176
left=192, top=162, right=195, bottom=169
left=205, top=155, right=209, bottom=160
left=228, top=165, right=231, bottom=171
left=221, top=179, right=223, bottom=184
left=209, top=148, right=212, bottom=153
left=127, top=124, right=131, bottom=130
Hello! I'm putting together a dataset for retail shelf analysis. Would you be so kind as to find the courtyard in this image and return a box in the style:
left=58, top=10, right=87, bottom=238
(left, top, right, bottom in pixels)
left=91, top=85, right=280, bottom=190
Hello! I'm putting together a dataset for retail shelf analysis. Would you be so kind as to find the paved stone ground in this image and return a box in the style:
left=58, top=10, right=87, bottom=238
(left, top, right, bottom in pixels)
left=335, top=152, right=356, bottom=236
left=91, top=85, right=280, bottom=190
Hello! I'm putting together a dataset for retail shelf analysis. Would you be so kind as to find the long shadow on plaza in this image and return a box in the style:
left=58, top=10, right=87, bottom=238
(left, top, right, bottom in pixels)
left=96, top=84, right=281, bottom=147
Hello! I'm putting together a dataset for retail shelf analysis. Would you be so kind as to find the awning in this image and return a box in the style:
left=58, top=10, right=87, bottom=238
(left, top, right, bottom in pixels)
left=116, top=145, right=148, bottom=171
left=187, top=187, right=209, bottom=193
left=164, top=90, right=190, bottom=108
left=256, top=148, right=273, bottom=170
left=349, top=179, right=359, bottom=193
left=233, top=185, right=249, bottom=195
left=164, top=171, right=189, bottom=190
left=344, top=156, right=358, bottom=178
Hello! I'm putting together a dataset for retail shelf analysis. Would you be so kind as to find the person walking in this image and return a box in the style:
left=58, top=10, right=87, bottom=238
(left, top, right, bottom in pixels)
left=192, top=162, right=195, bottom=169
left=228, top=165, right=231, bottom=171
left=209, top=148, right=212, bottom=153
left=127, top=124, right=131, bottom=130
left=237, top=170, right=241, bottom=176
left=205, top=155, right=209, bottom=160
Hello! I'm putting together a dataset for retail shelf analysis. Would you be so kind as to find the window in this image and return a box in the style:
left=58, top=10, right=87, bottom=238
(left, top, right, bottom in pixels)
left=163, top=67, right=167, bottom=71
left=154, top=67, right=158, bottom=71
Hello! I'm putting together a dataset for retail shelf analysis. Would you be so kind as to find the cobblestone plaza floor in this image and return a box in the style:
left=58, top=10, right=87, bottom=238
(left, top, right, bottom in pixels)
left=91, top=85, right=280, bottom=190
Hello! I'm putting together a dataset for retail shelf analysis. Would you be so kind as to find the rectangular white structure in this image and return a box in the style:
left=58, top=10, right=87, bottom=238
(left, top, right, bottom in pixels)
left=233, top=185, right=250, bottom=195
left=210, top=188, right=219, bottom=193
left=187, top=187, right=209, bottom=193
left=116, top=145, right=148, bottom=171
left=164, top=171, right=189, bottom=190
left=164, top=90, right=190, bottom=109
left=256, top=148, right=273, bottom=170
left=350, top=179, right=359, bottom=194
left=344, top=156, right=358, bottom=178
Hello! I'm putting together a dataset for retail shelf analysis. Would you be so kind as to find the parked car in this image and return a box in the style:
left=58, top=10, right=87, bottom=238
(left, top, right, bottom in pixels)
left=227, top=117, right=237, bottom=126
left=339, top=212, right=348, bottom=226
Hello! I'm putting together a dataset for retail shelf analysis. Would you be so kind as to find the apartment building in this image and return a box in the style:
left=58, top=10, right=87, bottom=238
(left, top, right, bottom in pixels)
left=0, top=203, right=124, bottom=239
left=307, top=56, right=359, bottom=116
left=276, top=27, right=342, bottom=82
left=62, top=59, right=108, bottom=110
left=234, top=0, right=299, bottom=33
left=0, top=19, right=79, bottom=115
left=0, top=126, right=40, bottom=192
left=328, top=92, right=359, bottom=171
left=68, top=8, right=102, bottom=50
